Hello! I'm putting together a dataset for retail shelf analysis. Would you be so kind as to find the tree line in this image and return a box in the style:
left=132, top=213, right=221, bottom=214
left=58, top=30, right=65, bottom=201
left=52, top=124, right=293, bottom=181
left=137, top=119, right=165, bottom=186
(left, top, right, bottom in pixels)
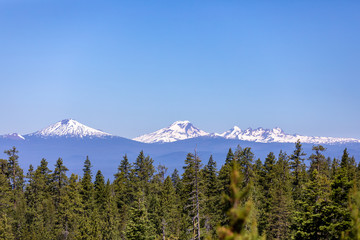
left=1, top=140, right=360, bottom=239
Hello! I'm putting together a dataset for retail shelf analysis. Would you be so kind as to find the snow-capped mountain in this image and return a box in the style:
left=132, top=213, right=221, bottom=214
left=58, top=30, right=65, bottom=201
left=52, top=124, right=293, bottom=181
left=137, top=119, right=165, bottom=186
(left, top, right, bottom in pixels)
left=25, top=119, right=112, bottom=138
left=133, top=121, right=360, bottom=144
left=219, top=126, right=360, bottom=144
left=133, top=120, right=209, bottom=143
left=1, top=133, right=25, bottom=140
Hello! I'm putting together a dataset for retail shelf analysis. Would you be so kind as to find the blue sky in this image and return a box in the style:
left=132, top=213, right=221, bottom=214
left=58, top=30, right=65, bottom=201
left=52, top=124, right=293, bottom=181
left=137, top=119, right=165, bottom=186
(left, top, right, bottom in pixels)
left=1, top=0, right=359, bottom=138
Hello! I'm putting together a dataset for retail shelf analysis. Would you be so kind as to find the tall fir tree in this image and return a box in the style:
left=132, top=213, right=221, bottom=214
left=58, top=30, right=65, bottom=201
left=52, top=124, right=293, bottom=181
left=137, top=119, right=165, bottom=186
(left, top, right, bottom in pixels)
left=266, top=151, right=293, bottom=240
left=293, top=169, right=332, bottom=240
left=201, top=155, right=220, bottom=238
left=134, top=151, right=155, bottom=194
left=329, top=148, right=352, bottom=238
left=114, top=154, right=134, bottom=238
left=290, top=140, right=307, bottom=201
left=257, top=152, right=276, bottom=235
left=181, top=152, right=203, bottom=240
left=125, top=191, right=155, bottom=240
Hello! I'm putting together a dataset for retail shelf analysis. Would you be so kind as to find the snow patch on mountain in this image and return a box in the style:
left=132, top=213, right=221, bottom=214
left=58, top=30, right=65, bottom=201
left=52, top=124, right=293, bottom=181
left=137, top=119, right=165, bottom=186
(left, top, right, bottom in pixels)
left=26, top=119, right=111, bottom=138
left=133, top=120, right=209, bottom=143
left=219, top=126, right=360, bottom=144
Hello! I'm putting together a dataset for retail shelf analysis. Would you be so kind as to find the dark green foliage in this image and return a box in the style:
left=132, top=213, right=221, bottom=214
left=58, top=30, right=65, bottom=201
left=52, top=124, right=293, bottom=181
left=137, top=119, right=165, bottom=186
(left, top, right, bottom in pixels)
left=4, top=147, right=24, bottom=209
left=94, top=170, right=105, bottom=208
left=134, top=151, right=155, bottom=193
left=126, top=191, right=154, bottom=240
left=290, top=140, right=307, bottom=201
left=81, top=156, right=93, bottom=205
left=266, top=151, right=293, bottom=240
left=235, top=146, right=255, bottom=187
left=0, top=146, right=359, bottom=239
left=328, top=149, right=352, bottom=238
left=171, top=168, right=181, bottom=193
left=202, top=155, right=221, bottom=238
left=181, top=152, right=203, bottom=240
left=309, top=145, right=329, bottom=176
left=257, top=152, right=277, bottom=235
left=160, top=176, right=181, bottom=239
left=293, top=169, right=332, bottom=240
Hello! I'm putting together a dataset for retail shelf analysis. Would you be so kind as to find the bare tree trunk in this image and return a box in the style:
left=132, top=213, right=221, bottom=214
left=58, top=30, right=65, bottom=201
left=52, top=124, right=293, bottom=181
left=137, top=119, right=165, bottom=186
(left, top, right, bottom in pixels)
left=162, top=218, right=166, bottom=240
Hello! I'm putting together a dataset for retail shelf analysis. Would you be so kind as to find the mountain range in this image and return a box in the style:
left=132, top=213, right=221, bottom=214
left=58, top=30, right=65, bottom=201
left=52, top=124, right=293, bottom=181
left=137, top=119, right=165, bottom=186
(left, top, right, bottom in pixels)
left=3, top=119, right=359, bottom=144
left=1, top=119, right=359, bottom=179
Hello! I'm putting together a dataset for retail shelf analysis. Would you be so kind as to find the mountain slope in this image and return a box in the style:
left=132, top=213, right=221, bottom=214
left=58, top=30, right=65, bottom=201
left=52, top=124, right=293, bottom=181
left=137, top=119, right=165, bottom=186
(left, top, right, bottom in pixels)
left=133, top=120, right=209, bottom=143
left=25, top=119, right=111, bottom=138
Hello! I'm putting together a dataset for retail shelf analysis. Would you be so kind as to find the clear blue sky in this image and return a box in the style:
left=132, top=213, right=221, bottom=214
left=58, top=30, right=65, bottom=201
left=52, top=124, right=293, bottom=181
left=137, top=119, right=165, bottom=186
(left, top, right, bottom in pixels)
left=1, top=0, right=359, bottom=139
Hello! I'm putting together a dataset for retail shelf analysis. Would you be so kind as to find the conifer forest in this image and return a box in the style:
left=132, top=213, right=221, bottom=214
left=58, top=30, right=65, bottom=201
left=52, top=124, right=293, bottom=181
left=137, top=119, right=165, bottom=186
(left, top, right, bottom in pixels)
left=1, top=140, right=360, bottom=240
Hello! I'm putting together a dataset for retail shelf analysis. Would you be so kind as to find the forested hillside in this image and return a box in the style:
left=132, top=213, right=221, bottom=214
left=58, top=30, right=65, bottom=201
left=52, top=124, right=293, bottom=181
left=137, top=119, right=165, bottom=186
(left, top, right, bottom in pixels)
left=0, top=140, right=359, bottom=239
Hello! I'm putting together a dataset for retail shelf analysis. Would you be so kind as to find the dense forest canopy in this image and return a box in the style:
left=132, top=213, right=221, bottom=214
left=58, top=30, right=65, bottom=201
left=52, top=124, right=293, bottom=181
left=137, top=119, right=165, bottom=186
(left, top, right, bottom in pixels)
left=0, top=140, right=360, bottom=239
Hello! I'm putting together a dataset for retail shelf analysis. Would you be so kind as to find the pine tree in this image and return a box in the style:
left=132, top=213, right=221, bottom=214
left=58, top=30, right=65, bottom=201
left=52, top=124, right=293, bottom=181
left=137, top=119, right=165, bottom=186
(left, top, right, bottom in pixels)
left=160, top=176, right=181, bottom=239
left=102, top=179, right=120, bottom=239
left=4, top=147, right=24, bottom=210
left=81, top=156, right=93, bottom=206
left=24, top=159, right=55, bottom=239
left=181, top=152, right=203, bottom=240
left=0, top=158, right=11, bottom=215
left=266, top=151, right=293, bottom=240
left=51, top=158, right=70, bottom=238
left=235, top=146, right=254, bottom=187
left=290, top=140, right=307, bottom=201
left=171, top=168, right=181, bottom=193
left=52, top=158, right=68, bottom=209
left=0, top=158, right=13, bottom=240
left=134, top=151, right=155, bottom=194
left=329, top=149, right=352, bottom=238
left=94, top=170, right=105, bottom=209
left=309, top=145, right=328, bottom=176
left=225, top=148, right=234, bottom=165
left=79, top=156, right=98, bottom=239
left=257, top=152, right=276, bottom=235
left=202, top=155, right=220, bottom=238
left=293, top=169, right=332, bottom=239
left=114, top=154, right=134, bottom=238
left=218, top=148, right=237, bottom=226
left=126, top=191, right=155, bottom=240
left=63, top=174, right=83, bottom=239
left=4, top=147, right=25, bottom=239
left=147, top=165, right=167, bottom=237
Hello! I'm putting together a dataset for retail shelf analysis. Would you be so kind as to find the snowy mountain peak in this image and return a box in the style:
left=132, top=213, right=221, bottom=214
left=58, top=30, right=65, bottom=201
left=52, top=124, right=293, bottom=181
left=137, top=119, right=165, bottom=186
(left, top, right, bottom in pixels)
left=26, top=119, right=112, bottom=138
left=171, top=120, right=191, bottom=125
left=231, top=126, right=241, bottom=132
left=133, top=121, right=209, bottom=143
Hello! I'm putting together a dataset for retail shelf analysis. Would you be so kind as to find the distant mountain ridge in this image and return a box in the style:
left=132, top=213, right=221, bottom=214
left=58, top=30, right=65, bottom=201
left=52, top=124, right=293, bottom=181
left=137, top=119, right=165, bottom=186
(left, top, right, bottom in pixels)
left=134, top=121, right=360, bottom=144
left=215, top=126, right=360, bottom=144
left=1, top=119, right=359, bottom=144
left=0, top=118, right=359, bottom=180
